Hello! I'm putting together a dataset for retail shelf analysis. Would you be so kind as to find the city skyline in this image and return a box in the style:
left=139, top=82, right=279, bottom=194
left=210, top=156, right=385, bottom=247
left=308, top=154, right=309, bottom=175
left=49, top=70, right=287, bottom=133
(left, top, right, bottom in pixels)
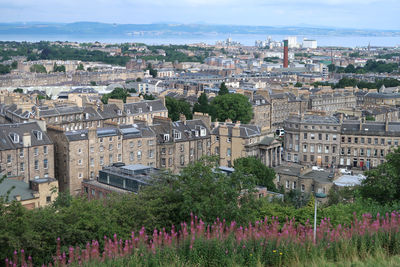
left=0, top=0, right=399, bottom=30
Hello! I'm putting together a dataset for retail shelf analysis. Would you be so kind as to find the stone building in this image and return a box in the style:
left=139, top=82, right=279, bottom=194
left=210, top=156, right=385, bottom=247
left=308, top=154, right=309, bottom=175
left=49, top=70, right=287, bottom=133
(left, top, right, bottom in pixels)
left=47, top=123, right=156, bottom=195
left=258, top=136, right=283, bottom=168
left=0, top=178, right=58, bottom=209
left=150, top=115, right=211, bottom=173
left=0, top=122, right=54, bottom=182
left=284, top=114, right=341, bottom=167
left=274, top=164, right=335, bottom=201
left=270, top=93, right=308, bottom=130
left=211, top=121, right=262, bottom=167
left=339, top=119, right=400, bottom=169
left=251, top=94, right=271, bottom=133
left=308, top=92, right=356, bottom=115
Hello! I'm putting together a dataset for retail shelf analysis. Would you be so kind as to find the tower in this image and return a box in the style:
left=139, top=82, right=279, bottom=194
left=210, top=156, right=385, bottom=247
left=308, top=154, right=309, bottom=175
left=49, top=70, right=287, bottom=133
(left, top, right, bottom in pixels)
left=283, top=40, right=289, bottom=68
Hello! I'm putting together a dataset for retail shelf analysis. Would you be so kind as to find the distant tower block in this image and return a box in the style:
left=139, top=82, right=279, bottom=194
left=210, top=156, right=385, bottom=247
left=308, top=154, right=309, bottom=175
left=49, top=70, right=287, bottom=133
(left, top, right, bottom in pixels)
left=283, top=40, right=289, bottom=68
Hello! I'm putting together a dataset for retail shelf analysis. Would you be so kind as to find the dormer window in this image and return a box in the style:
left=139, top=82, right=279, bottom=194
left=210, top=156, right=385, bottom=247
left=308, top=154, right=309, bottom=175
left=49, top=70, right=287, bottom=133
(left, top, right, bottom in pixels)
left=117, top=110, right=122, bottom=115
left=149, top=106, right=153, bottom=111
left=127, top=109, right=131, bottom=114
left=174, top=130, right=181, bottom=140
left=138, top=108, right=142, bottom=113
left=33, top=130, right=42, bottom=140
left=163, top=134, right=170, bottom=141
left=200, top=127, right=206, bottom=137
left=9, top=133, right=19, bottom=143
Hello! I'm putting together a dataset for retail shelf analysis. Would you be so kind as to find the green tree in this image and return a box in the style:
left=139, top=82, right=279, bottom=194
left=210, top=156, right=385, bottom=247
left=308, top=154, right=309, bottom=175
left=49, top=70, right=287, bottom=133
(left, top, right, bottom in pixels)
left=76, top=63, right=84, bottom=71
left=146, top=63, right=157, bottom=78
left=53, top=63, right=66, bottom=72
left=13, top=88, right=23, bottom=93
left=101, top=87, right=129, bottom=104
left=218, top=82, right=229, bottom=95
left=328, top=64, right=336, bottom=72
left=136, top=77, right=142, bottom=82
left=0, top=64, right=11, bottom=74
left=344, top=64, right=356, bottom=73
left=210, top=93, right=253, bottom=124
left=360, top=147, right=400, bottom=204
left=193, top=93, right=209, bottom=114
left=29, top=64, right=46, bottom=73
left=294, top=82, right=303, bottom=88
left=234, top=156, right=277, bottom=191
left=11, top=61, right=18, bottom=69
left=90, top=81, right=96, bottom=86
left=165, top=96, right=192, bottom=121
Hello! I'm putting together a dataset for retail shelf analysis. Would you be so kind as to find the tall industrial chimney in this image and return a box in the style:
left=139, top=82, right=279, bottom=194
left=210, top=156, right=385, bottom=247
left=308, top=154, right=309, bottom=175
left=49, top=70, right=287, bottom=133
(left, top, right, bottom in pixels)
left=283, top=39, right=289, bottom=68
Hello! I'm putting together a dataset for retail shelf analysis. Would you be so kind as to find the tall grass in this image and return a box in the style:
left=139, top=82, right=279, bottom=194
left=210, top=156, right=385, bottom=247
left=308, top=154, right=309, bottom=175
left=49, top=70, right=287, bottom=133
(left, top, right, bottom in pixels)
left=6, top=212, right=400, bottom=267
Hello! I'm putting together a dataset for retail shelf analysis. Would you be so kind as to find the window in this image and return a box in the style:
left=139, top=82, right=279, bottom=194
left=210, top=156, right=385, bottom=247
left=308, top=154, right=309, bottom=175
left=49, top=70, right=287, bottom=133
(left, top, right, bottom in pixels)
left=381, top=139, right=385, bottom=145
left=78, top=159, right=82, bottom=165
left=347, top=148, right=351, bottom=155
left=341, top=148, right=345, bottom=155
left=109, top=144, right=113, bottom=151
left=303, top=144, right=307, bottom=152
left=90, top=158, right=94, bottom=166
left=90, top=147, right=94, bottom=153
left=227, top=137, right=231, bottom=143
left=138, top=140, right=142, bottom=147
left=174, top=131, right=181, bottom=140
left=169, top=148, right=173, bottom=155
left=303, top=155, right=307, bottom=162
left=109, top=137, right=113, bottom=142
left=368, top=138, right=371, bottom=144
left=317, top=145, right=322, bottom=153
left=374, top=138, right=378, bottom=145
left=319, top=134, right=322, bottom=141
left=44, top=146, right=48, bottom=154
left=7, top=154, right=11, bottom=163
left=20, top=162, right=24, bottom=172
left=148, top=150, right=154, bottom=159
left=180, top=155, right=185, bottom=166
left=109, top=154, right=113, bottom=163
left=325, top=156, right=329, bottom=163
left=332, top=146, right=336, bottom=153
left=180, top=144, right=184, bottom=152
left=354, top=137, right=358, bottom=144
left=326, top=134, right=329, bottom=141
left=44, top=159, right=48, bottom=169
left=292, top=181, right=296, bottom=189
left=325, top=146, right=329, bottom=154
left=310, top=133, right=315, bottom=140
left=33, top=131, right=42, bottom=140
left=215, top=147, right=219, bottom=154
left=295, top=135, right=299, bottom=141
left=227, top=148, right=231, bottom=157
left=388, top=139, right=392, bottom=146
left=100, top=138, right=103, bottom=143
left=148, top=140, right=154, bottom=146
left=381, top=149, right=385, bottom=157
left=361, top=137, right=365, bottom=144
left=137, top=150, right=142, bottom=160
left=341, top=136, right=345, bottom=143
left=19, top=149, right=24, bottom=158
left=129, top=152, right=134, bottom=161
left=78, top=173, right=83, bottom=179
left=161, top=158, right=166, bottom=167
left=168, top=158, right=172, bottom=167
left=190, top=148, right=194, bottom=157
left=118, top=143, right=121, bottom=149
left=285, top=181, right=290, bottom=189
left=130, top=141, right=134, bottom=148
left=34, top=160, right=39, bottom=170
left=34, top=147, right=39, bottom=156
left=46, top=196, right=51, bottom=203
left=118, top=154, right=122, bottom=162
left=303, top=133, right=308, bottom=139
left=100, top=146, right=104, bottom=152
left=347, top=137, right=351, bottom=143
left=332, top=134, right=337, bottom=141
left=395, top=140, right=399, bottom=146
left=100, top=156, right=104, bottom=165
left=163, top=134, right=170, bottom=142
left=360, top=148, right=364, bottom=156
left=310, top=155, right=314, bottom=162
left=310, top=144, right=315, bottom=153
left=78, top=148, right=82, bottom=154
left=301, top=184, right=305, bottom=192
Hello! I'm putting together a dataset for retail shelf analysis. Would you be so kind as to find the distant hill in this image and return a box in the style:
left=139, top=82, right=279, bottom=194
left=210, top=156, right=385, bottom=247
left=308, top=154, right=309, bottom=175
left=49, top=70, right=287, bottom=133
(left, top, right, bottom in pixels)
left=0, top=22, right=399, bottom=37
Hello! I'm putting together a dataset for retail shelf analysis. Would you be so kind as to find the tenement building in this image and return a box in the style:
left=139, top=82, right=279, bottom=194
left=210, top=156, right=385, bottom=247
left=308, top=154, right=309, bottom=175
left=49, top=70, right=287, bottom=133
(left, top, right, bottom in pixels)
left=284, top=114, right=341, bottom=167
left=308, top=92, right=356, bottom=115
left=211, top=121, right=262, bottom=167
left=0, top=122, right=54, bottom=182
left=47, top=123, right=156, bottom=195
left=150, top=115, right=211, bottom=173
left=339, top=119, right=400, bottom=169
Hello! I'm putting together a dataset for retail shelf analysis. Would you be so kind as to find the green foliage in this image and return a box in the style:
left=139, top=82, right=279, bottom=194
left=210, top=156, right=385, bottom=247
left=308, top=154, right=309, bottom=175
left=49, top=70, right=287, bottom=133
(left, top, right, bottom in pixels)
left=193, top=93, right=210, bottom=114
left=141, top=93, right=155, bottom=100
left=29, top=64, right=46, bottom=73
left=165, top=96, right=193, bottom=121
left=136, top=77, right=142, bottom=82
left=13, top=88, right=23, bottom=93
left=53, top=63, right=66, bottom=72
left=11, top=61, right=18, bottom=69
left=327, top=186, right=359, bottom=206
left=294, top=82, right=303, bottom=87
left=0, top=64, right=11, bottom=74
left=331, top=60, right=399, bottom=74
left=234, top=157, right=276, bottom=190
left=328, top=63, right=336, bottom=72
left=146, top=63, right=157, bottom=78
left=101, top=87, right=129, bottom=104
left=90, top=81, right=96, bottom=86
left=365, top=115, right=375, bottom=121
left=218, top=82, right=229, bottom=95
left=210, top=93, right=253, bottom=124
left=360, top=147, right=400, bottom=204
left=76, top=63, right=84, bottom=71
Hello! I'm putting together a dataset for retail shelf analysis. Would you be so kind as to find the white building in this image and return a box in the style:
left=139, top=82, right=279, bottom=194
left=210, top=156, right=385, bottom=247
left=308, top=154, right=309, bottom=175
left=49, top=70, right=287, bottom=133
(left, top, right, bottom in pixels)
left=302, top=39, right=318, bottom=49
left=287, top=36, right=298, bottom=48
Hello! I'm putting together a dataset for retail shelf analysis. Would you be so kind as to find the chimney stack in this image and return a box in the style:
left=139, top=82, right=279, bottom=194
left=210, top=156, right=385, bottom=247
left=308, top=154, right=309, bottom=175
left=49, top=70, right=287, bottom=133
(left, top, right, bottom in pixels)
left=385, top=112, right=389, bottom=132
left=179, top=114, right=186, bottom=125
left=283, top=40, right=289, bottom=68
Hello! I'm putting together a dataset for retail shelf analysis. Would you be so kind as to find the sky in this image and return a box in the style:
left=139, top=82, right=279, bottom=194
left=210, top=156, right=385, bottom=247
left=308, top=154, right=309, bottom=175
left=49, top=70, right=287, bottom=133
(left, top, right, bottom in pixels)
left=0, top=0, right=399, bottom=30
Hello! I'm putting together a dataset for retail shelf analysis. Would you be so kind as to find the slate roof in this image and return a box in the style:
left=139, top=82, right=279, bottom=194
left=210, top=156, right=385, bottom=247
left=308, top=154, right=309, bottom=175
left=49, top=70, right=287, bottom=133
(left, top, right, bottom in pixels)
left=211, top=123, right=261, bottom=138
left=0, top=122, right=52, bottom=150
left=150, top=119, right=210, bottom=143
left=124, top=99, right=167, bottom=115
left=365, top=92, right=400, bottom=99
left=341, top=121, right=400, bottom=136
left=0, top=179, right=36, bottom=202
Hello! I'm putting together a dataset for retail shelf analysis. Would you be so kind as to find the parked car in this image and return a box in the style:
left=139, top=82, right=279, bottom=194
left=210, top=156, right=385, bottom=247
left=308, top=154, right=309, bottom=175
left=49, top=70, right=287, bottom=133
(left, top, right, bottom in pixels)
left=312, top=166, right=324, bottom=171
left=339, top=168, right=353, bottom=175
